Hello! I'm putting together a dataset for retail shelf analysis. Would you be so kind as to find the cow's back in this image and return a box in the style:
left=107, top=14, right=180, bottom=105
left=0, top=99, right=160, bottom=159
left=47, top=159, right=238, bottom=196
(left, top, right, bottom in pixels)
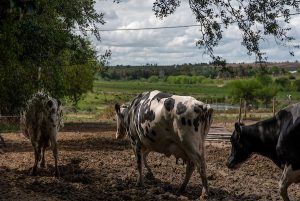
left=21, top=92, right=63, bottom=140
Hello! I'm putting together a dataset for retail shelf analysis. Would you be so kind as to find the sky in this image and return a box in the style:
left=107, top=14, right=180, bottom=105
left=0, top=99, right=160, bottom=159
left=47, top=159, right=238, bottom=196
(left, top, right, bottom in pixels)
left=92, top=0, right=300, bottom=66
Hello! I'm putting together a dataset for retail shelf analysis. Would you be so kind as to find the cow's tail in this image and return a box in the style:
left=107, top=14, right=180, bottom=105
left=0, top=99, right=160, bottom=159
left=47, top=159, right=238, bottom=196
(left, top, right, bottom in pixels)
left=194, top=104, right=213, bottom=138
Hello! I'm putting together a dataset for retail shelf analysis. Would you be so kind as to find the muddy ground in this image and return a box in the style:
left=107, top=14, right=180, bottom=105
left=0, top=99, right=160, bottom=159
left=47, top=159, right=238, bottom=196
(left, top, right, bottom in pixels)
left=0, top=122, right=300, bottom=201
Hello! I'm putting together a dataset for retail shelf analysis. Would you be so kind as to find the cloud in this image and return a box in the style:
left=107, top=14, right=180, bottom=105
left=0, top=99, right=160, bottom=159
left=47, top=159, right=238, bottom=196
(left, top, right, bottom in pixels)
left=93, top=0, right=300, bottom=65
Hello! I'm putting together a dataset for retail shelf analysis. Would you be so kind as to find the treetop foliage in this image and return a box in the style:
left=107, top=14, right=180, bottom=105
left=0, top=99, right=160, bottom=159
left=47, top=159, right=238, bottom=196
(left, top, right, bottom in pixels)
left=0, top=0, right=111, bottom=115
left=153, top=0, right=300, bottom=62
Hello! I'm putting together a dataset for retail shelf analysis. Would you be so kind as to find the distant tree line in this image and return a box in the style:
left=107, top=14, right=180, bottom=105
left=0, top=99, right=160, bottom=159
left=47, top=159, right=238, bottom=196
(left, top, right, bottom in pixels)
left=100, top=63, right=297, bottom=81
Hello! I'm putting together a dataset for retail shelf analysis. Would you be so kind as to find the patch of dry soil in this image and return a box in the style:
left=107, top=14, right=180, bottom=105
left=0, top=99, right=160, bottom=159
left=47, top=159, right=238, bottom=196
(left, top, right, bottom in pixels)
left=1, top=123, right=300, bottom=201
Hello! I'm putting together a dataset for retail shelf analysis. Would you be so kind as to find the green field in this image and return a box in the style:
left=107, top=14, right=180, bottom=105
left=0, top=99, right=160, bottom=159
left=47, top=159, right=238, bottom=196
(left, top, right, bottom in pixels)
left=65, top=78, right=300, bottom=122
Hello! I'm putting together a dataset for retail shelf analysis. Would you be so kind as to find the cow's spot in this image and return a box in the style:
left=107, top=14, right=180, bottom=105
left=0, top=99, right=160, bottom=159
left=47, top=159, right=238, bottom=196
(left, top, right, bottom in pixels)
left=164, top=98, right=175, bottom=111
left=176, top=102, right=187, bottom=115
left=187, top=119, right=192, bottom=126
left=151, top=131, right=156, bottom=136
left=144, top=110, right=155, bottom=122
left=193, top=117, right=200, bottom=132
left=181, top=117, right=186, bottom=125
left=194, top=104, right=203, bottom=113
left=152, top=92, right=172, bottom=102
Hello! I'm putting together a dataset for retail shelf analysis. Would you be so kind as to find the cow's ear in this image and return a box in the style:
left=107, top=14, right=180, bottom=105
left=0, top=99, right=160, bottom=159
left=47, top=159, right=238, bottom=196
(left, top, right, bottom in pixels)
left=115, top=103, right=121, bottom=114
left=234, top=122, right=242, bottom=133
left=47, top=100, right=53, bottom=108
left=57, top=99, right=61, bottom=107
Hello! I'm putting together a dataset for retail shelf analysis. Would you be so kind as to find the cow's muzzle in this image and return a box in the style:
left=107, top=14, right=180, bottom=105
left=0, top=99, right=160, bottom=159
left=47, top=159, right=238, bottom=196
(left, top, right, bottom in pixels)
left=227, top=156, right=236, bottom=169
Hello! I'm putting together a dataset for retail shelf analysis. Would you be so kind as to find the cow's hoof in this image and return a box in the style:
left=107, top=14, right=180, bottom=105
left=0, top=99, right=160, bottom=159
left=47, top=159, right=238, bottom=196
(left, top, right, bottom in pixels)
left=55, top=171, right=60, bottom=178
left=177, top=186, right=186, bottom=195
left=30, top=169, right=37, bottom=176
left=145, top=172, right=155, bottom=180
left=200, top=191, right=208, bottom=200
left=135, top=181, right=144, bottom=187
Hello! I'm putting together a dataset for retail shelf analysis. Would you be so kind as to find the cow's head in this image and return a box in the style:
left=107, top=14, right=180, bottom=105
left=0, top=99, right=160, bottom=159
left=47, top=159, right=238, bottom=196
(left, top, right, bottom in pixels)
left=114, top=103, right=128, bottom=139
left=47, top=98, right=64, bottom=130
left=227, top=122, right=252, bottom=169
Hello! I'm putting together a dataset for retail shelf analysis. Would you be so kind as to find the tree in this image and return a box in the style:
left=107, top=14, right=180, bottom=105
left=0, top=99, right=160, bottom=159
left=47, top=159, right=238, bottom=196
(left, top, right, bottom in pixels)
left=0, top=0, right=111, bottom=114
left=227, top=79, right=262, bottom=106
left=256, top=86, right=279, bottom=108
left=275, top=77, right=291, bottom=90
left=153, top=0, right=299, bottom=62
left=256, top=73, right=273, bottom=86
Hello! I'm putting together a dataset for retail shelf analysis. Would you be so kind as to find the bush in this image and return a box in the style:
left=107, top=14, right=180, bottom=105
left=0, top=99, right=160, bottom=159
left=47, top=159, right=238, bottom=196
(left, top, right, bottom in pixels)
left=293, top=79, right=300, bottom=91
left=227, top=79, right=262, bottom=105
left=148, top=76, right=159, bottom=83
left=289, top=75, right=296, bottom=80
left=256, top=73, right=273, bottom=85
left=275, top=77, right=291, bottom=90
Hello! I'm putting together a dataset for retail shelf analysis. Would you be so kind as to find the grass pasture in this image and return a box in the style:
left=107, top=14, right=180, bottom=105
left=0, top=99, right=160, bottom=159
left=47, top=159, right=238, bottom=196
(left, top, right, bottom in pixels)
left=65, top=78, right=300, bottom=124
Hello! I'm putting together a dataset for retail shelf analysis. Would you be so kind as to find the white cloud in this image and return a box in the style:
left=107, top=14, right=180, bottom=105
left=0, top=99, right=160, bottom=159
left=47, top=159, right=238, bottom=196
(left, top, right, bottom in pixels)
left=92, top=0, right=300, bottom=65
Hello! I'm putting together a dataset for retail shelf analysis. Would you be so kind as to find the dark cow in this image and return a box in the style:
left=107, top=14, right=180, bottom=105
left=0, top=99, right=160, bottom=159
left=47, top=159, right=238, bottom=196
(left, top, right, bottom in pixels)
left=115, top=90, right=213, bottom=199
left=227, top=102, right=300, bottom=201
left=21, top=92, right=63, bottom=177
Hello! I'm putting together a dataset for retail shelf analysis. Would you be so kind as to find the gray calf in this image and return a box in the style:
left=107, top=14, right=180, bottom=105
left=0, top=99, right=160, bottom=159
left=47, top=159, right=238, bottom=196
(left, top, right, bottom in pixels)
left=21, top=92, right=63, bottom=176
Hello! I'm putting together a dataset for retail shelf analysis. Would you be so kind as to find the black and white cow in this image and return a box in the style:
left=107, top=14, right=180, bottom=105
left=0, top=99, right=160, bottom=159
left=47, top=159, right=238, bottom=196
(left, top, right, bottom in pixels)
left=21, top=92, right=63, bottom=177
left=227, top=102, right=300, bottom=201
left=115, top=90, right=213, bottom=199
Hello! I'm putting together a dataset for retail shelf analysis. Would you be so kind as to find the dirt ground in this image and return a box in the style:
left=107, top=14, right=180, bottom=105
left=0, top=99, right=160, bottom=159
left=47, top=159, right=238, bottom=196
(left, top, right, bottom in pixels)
left=1, top=122, right=300, bottom=201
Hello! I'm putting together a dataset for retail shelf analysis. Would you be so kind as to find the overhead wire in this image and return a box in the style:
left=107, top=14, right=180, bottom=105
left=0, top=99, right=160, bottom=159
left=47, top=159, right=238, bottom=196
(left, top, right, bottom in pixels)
left=90, top=12, right=300, bottom=32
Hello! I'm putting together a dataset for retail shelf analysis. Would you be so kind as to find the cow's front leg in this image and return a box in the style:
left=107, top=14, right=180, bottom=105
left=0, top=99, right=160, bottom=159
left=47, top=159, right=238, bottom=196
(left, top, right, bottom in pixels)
left=178, top=161, right=195, bottom=194
left=135, top=143, right=143, bottom=186
left=50, top=134, right=60, bottom=177
left=279, top=164, right=293, bottom=201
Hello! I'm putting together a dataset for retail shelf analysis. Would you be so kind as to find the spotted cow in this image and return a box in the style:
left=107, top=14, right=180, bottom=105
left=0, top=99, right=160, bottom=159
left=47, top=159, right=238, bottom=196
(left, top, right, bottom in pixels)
left=21, top=92, right=63, bottom=177
left=227, top=102, right=300, bottom=201
left=115, top=90, right=213, bottom=199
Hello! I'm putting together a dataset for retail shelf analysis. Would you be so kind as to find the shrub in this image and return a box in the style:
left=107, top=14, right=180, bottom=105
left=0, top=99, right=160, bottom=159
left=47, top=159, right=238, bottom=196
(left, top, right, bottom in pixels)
left=275, top=77, right=291, bottom=90
left=148, top=76, right=159, bottom=83
left=227, top=79, right=262, bottom=105
left=293, top=79, right=300, bottom=91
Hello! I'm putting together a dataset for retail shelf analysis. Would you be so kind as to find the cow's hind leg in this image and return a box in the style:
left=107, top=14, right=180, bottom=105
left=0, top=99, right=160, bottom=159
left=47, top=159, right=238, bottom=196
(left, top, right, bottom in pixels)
left=31, top=147, right=41, bottom=176
left=143, top=149, right=154, bottom=179
left=178, top=161, right=195, bottom=194
left=50, top=135, right=60, bottom=177
left=185, top=148, right=208, bottom=200
left=134, top=143, right=144, bottom=186
left=40, top=144, right=47, bottom=168
left=279, top=164, right=300, bottom=201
